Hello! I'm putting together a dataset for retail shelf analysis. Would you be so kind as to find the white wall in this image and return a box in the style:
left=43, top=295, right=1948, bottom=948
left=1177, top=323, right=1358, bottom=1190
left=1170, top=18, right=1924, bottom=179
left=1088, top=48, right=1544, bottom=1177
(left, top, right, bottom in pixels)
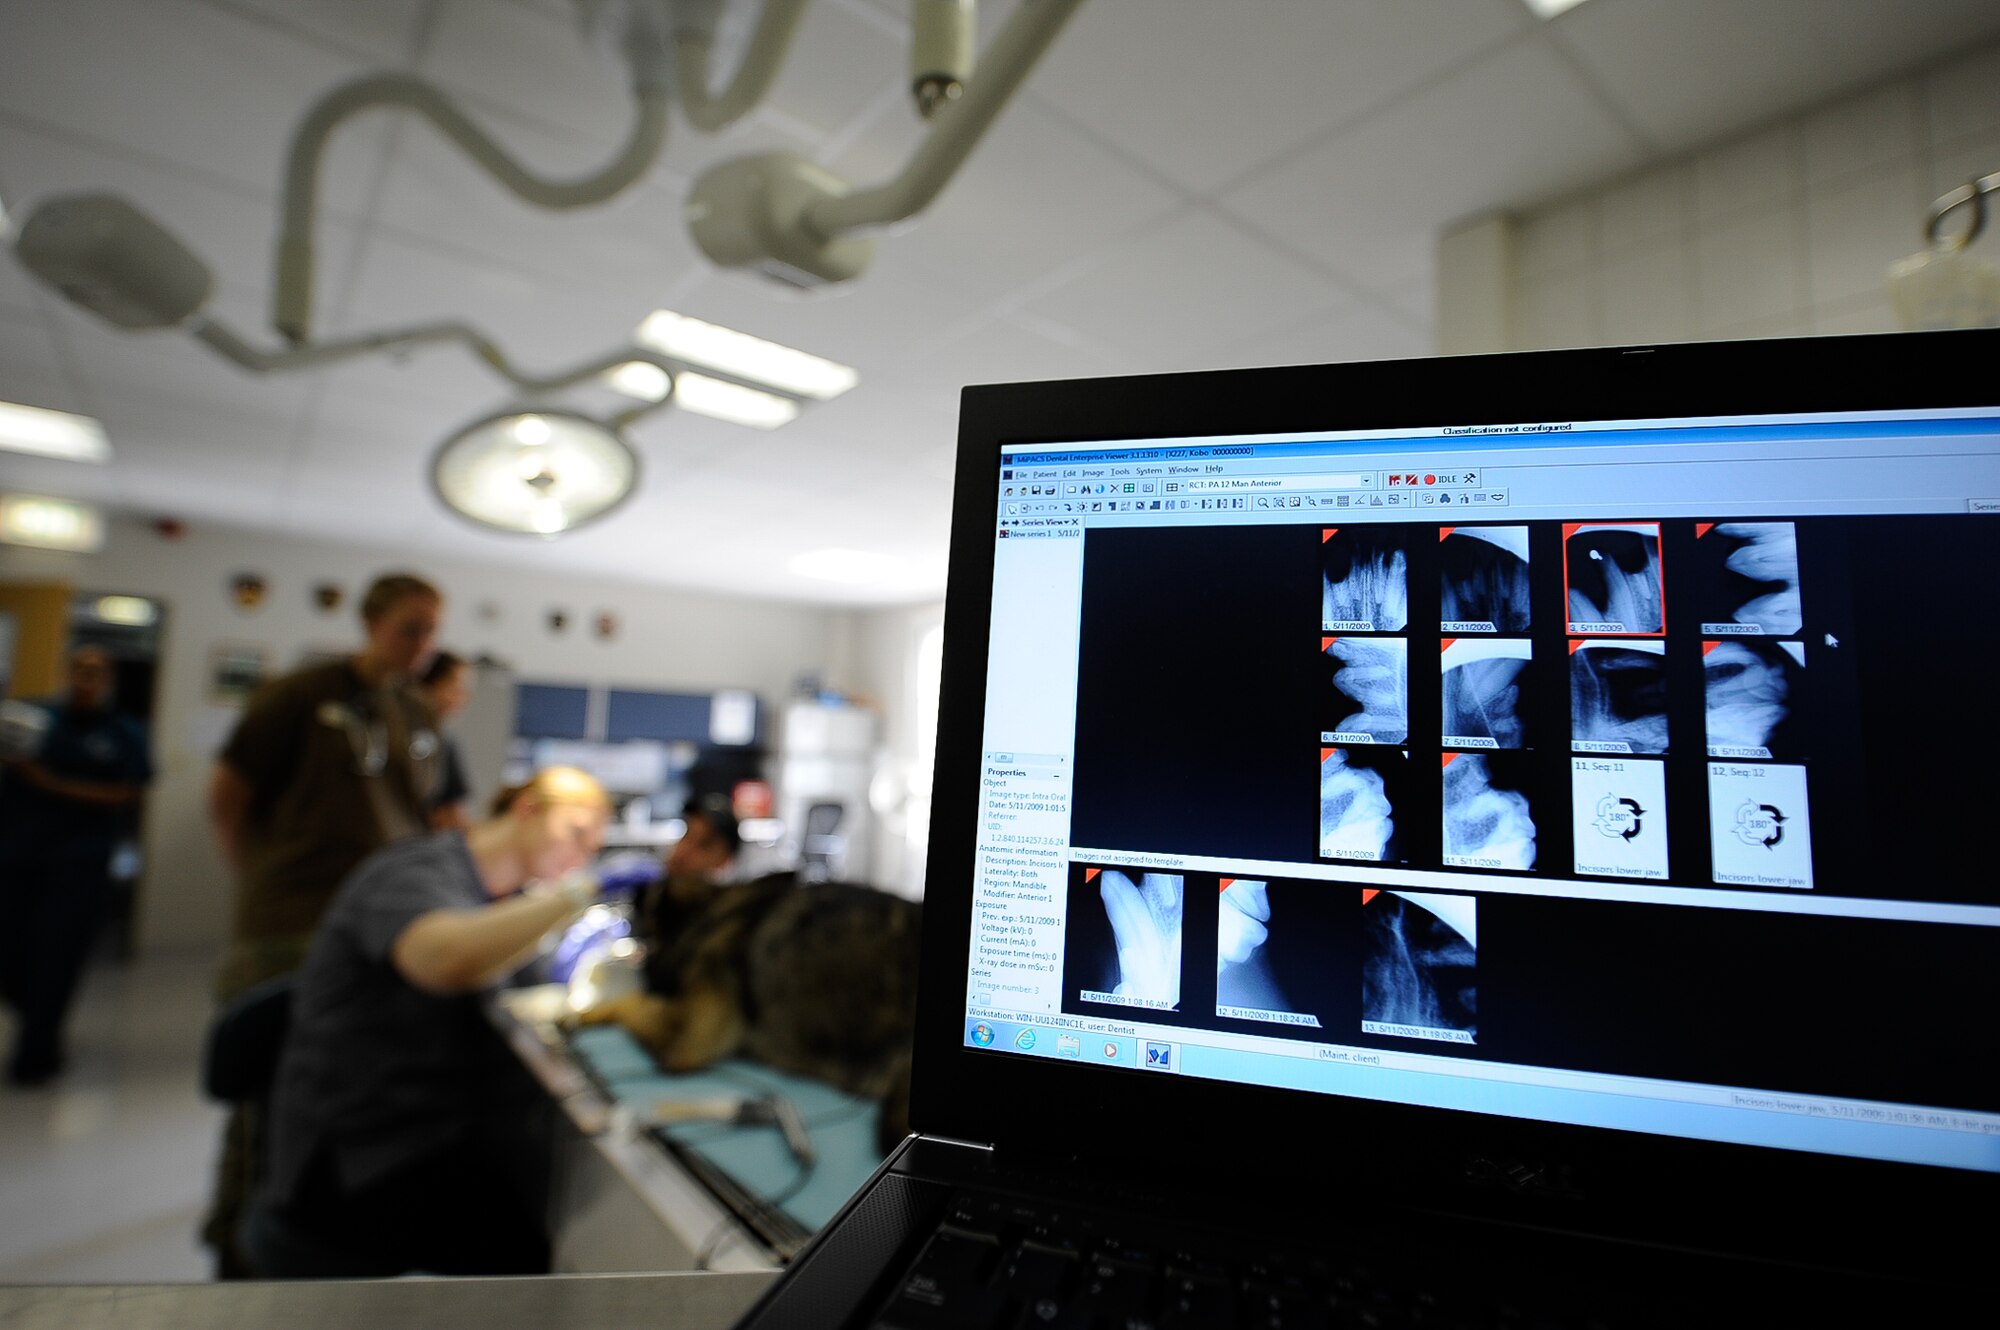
left=1443, top=38, right=2000, bottom=351
left=843, top=599, right=946, bottom=898
left=0, top=516, right=853, bottom=954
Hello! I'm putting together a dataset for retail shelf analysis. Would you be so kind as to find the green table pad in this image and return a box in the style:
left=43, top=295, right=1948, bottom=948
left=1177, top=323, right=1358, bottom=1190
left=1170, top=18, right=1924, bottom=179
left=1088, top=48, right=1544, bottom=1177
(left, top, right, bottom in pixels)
left=566, top=1025, right=882, bottom=1233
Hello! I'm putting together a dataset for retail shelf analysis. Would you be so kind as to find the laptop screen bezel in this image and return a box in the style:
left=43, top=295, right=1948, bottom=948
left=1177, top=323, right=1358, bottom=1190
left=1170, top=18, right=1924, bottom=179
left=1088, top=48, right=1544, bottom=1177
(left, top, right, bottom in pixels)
left=912, top=328, right=2000, bottom=1262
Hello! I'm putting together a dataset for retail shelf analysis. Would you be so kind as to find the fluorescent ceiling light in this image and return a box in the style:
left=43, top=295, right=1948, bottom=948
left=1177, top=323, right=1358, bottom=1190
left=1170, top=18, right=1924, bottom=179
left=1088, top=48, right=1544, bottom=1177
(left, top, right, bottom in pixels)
left=0, top=400, right=111, bottom=463
left=674, top=372, right=800, bottom=430
left=94, top=595, right=157, bottom=626
left=605, top=361, right=672, bottom=402
left=0, top=494, right=105, bottom=552
left=788, top=547, right=907, bottom=585
left=636, top=309, right=858, bottom=400
left=1521, top=0, right=1594, bottom=17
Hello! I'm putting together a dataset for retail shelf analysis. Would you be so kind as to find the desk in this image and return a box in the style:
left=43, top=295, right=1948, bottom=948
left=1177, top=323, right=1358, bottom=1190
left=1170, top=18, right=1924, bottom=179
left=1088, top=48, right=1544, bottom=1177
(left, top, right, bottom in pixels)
left=0, top=1272, right=777, bottom=1330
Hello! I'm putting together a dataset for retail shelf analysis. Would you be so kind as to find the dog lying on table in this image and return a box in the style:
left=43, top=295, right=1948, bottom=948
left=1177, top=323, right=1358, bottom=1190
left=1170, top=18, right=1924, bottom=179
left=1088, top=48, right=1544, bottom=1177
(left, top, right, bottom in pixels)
left=572, top=871, right=922, bottom=1151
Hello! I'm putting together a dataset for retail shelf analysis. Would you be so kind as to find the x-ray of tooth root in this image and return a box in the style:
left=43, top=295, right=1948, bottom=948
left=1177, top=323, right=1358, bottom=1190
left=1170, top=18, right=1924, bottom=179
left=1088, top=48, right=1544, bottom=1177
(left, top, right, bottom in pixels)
left=1440, top=525, right=1531, bottom=633
left=1704, top=639, right=1806, bottom=759
left=1441, top=637, right=1533, bottom=749
left=1360, top=889, right=1477, bottom=1044
left=1564, top=522, right=1665, bottom=635
left=1696, top=521, right=1803, bottom=636
left=1442, top=753, right=1537, bottom=871
left=1571, top=639, right=1668, bottom=754
left=1322, top=527, right=1409, bottom=632
left=1324, top=636, right=1409, bottom=744
left=1321, top=745, right=1407, bottom=862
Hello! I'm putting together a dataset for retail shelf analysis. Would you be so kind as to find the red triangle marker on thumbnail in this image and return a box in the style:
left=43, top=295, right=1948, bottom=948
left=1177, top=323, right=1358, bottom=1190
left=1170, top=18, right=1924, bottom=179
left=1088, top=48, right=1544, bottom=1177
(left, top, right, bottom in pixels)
left=1085, top=867, right=1101, bottom=884
left=1323, top=528, right=1338, bottom=542
left=1702, top=640, right=1721, bottom=655
left=1441, top=638, right=1456, bottom=652
left=1696, top=522, right=1715, bottom=539
left=1220, top=878, right=1235, bottom=892
left=1570, top=640, right=1586, bottom=654
left=1321, top=748, right=1337, bottom=763
left=1439, top=526, right=1455, bottom=540
left=1322, top=636, right=1337, bottom=651
left=1442, top=753, right=1459, bottom=768
left=1361, top=889, right=1380, bottom=906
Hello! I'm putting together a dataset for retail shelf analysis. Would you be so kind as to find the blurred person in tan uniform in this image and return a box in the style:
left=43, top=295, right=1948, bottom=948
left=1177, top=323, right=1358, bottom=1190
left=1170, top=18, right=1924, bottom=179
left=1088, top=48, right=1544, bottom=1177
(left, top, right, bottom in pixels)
left=201, top=571, right=445, bottom=1275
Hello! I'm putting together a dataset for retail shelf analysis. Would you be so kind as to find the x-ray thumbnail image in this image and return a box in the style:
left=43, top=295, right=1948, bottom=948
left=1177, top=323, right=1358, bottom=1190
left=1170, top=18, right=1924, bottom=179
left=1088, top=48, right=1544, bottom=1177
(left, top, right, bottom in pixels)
left=1324, top=636, right=1409, bottom=745
left=1322, top=527, right=1409, bottom=632
left=1705, top=640, right=1806, bottom=759
left=1440, top=525, right=1531, bottom=633
left=1216, top=879, right=1345, bottom=1030
left=1565, top=522, right=1665, bottom=635
left=1063, top=868, right=1184, bottom=1012
left=1360, top=890, right=1477, bottom=1044
left=1696, top=522, right=1803, bottom=636
left=1442, top=753, right=1537, bottom=872
left=1571, top=640, right=1668, bottom=754
left=1441, top=638, right=1534, bottom=749
left=1320, top=746, right=1410, bottom=862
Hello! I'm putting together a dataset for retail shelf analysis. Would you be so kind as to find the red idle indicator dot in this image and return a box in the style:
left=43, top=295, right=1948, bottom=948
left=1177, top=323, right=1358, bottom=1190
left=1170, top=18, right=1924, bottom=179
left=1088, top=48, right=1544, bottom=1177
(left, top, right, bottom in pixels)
left=1424, top=474, right=1436, bottom=485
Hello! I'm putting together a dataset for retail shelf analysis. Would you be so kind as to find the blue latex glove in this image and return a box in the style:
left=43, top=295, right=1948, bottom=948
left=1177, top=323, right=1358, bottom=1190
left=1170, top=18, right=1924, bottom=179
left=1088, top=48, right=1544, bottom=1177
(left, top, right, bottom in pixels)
left=592, top=851, right=665, bottom=901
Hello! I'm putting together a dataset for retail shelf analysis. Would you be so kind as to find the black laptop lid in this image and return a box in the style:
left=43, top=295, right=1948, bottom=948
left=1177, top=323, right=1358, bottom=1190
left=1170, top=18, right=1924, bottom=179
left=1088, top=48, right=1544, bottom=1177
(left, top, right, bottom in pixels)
left=914, top=331, right=2000, bottom=1258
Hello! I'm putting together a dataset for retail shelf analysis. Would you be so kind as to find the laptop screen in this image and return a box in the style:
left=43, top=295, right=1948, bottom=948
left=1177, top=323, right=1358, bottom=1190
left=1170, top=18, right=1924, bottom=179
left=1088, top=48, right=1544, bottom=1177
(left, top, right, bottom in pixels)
left=954, top=363, right=2000, bottom=1174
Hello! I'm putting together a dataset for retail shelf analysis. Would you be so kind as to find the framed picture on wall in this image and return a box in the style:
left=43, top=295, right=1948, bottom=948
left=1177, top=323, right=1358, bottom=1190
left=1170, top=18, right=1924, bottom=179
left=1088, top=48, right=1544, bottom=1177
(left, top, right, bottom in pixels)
left=208, top=643, right=268, bottom=705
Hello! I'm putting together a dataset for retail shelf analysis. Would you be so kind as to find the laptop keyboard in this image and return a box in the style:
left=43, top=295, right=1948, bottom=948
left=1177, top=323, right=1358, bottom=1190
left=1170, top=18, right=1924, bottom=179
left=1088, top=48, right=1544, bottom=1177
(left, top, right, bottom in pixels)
left=865, top=1189, right=1646, bottom=1330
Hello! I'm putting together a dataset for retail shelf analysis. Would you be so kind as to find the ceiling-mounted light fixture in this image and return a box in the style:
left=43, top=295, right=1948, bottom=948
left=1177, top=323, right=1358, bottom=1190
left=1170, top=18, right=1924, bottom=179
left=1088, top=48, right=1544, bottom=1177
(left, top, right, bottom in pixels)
left=635, top=309, right=857, bottom=400
left=0, top=399, right=112, bottom=463
left=431, top=409, right=640, bottom=536
left=0, top=494, right=105, bottom=552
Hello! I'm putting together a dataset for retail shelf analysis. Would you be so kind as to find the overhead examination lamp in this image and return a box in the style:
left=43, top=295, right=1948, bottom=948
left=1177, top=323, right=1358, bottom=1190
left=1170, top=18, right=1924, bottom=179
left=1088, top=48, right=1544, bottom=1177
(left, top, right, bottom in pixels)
left=7, top=0, right=1086, bottom=533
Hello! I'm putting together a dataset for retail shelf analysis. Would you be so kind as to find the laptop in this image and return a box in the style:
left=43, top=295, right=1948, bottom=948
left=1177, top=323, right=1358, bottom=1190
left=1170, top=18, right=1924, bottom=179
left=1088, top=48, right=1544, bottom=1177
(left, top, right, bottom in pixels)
left=734, top=329, right=2000, bottom=1327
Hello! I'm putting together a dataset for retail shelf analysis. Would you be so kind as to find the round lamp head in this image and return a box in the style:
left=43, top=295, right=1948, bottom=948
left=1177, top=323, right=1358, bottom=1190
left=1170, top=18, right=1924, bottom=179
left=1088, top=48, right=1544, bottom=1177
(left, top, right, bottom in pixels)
left=431, top=409, right=638, bottom=536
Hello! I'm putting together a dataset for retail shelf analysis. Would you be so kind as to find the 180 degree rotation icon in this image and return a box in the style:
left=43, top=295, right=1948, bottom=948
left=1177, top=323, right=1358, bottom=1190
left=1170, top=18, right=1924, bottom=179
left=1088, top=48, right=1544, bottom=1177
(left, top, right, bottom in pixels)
left=1732, top=800, right=1787, bottom=849
left=1592, top=795, right=1645, bottom=841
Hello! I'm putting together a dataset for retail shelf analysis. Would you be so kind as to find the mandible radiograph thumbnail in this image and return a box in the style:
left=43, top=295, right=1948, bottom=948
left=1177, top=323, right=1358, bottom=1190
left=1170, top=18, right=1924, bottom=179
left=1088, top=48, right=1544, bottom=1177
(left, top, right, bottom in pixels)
left=1064, top=868, right=1184, bottom=1012
left=1570, top=640, right=1668, bottom=754
left=1441, top=637, right=1534, bottom=749
left=1320, top=745, right=1409, bottom=862
left=1442, top=752, right=1537, bottom=872
left=1704, top=639, right=1805, bottom=759
left=1440, top=525, right=1531, bottom=633
left=1360, top=890, right=1477, bottom=1043
left=1565, top=522, right=1664, bottom=635
left=1695, top=521, right=1803, bottom=636
left=1325, top=636, right=1409, bottom=745
left=1322, top=527, right=1409, bottom=632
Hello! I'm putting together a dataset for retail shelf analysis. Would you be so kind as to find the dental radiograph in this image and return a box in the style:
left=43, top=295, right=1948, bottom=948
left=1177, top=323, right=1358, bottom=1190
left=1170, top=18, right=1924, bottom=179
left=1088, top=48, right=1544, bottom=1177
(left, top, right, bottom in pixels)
left=1323, top=529, right=1409, bottom=631
left=1703, top=522, right=1803, bottom=635
left=1216, top=879, right=1286, bottom=1012
left=1566, top=524, right=1664, bottom=634
left=1570, top=640, right=1669, bottom=753
left=1096, top=870, right=1184, bottom=1009
left=1705, top=639, right=1805, bottom=755
left=1442, top=754, right=1537, bottom=871
left=1361, top=891, right=1477, bottom=1039
left=1441, top=638, right=1532, bottom=748
left=1327, top=637, right=1409, bottom=744
left=1320, top=747, right=1399, bottom=861
left=1440, top=525, right=1531, bottom=632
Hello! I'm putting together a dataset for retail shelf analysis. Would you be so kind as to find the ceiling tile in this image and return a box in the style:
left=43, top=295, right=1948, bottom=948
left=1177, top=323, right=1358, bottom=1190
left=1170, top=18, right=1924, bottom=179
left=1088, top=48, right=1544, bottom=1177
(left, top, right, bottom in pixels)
left=1016, top=208, right=1348, bottom=371
left=0, top=0, right=385, bottom=201
left=423, top=0, right=633, bottom=146
left=1221, top=39, right=1642, bottom=290
left=211, top=0, right=429, bottom=65
left=1556, top=0, right=2000, bottom=154
left=1025, top=0, right=1528, bottom=196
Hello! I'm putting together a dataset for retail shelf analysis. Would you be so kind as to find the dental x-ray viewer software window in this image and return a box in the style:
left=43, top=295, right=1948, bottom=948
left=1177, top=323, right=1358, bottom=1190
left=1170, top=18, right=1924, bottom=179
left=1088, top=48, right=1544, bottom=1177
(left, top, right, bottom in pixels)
left=964, top=406, right=2000, bottom=1172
